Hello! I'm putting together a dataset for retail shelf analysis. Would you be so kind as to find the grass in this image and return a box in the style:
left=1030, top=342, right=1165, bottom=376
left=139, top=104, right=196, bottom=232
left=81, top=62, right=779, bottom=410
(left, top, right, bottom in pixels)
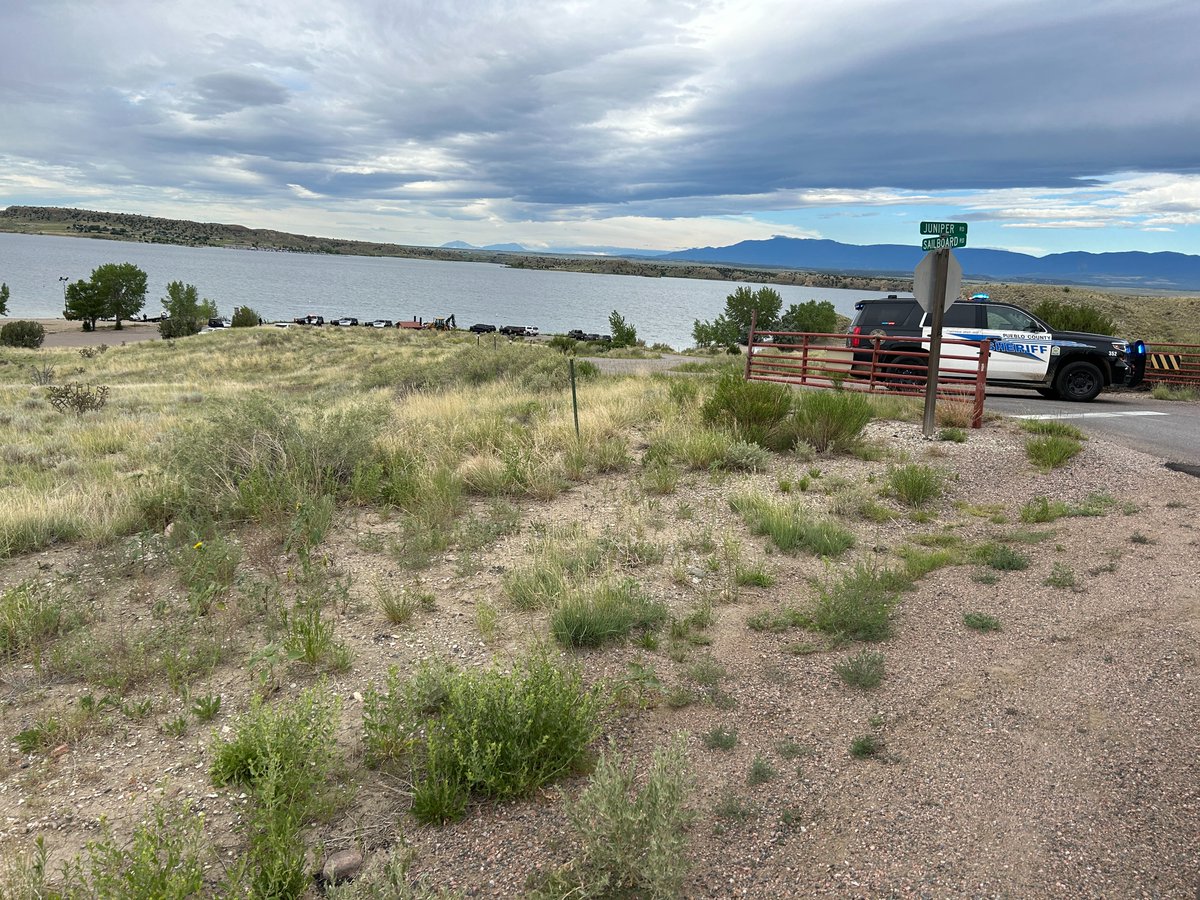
left=1044, top=564, right=1077, bottom=589
left=747, top=755, right=778, bottom=786
left=834, top=650, right=886, bottom=689
left=808, top=563, right=907, bottom=642
left=849, top=734, right=884, bottom=759
left=963, top=611, right=1002, bottom=632
left=362, top=650, right=602, bottom=823
left=550, top=579, right=667, bottom=648
left=730, top=492, right=856, bottom=557
left=972, top=543, right=1030, bottom=571
left=886, top=464, right=948, bottom=507
left=0, top=580, right=77, bottom=660
left=1026, top=435, right=1083, bottom=469
left=790, top=389, right=874, bottom=452
left=701, top=725, right=738, bottom=750
left=1020, top=493, right=1114, bottom=523
left=1150, top=383, right=1199, bottom=401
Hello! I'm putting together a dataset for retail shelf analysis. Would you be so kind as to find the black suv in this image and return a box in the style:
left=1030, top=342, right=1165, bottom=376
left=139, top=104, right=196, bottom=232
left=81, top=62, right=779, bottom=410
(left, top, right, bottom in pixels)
left=469, top=323, right=497, bottom=333
left=847, top=294, right=1142, bottom=401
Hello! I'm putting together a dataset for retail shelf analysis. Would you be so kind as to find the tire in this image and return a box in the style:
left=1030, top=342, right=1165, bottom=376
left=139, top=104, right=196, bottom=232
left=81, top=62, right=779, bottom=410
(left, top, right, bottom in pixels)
left=1055, top=360, right=1103, bottom=402
left=1036, top=387, right=1059, bottom=399
left=887, top=356, right=926, bottom=389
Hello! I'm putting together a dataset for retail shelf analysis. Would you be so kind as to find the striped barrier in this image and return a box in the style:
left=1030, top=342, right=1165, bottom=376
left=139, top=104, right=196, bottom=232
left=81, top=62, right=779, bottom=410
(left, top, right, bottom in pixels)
left=1142, top=342, right=1200, bottom=386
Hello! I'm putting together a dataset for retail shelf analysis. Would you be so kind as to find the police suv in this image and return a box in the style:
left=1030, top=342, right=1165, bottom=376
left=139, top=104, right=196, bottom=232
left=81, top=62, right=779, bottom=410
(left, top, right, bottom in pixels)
left=846, top=293, right=1144, bottom=402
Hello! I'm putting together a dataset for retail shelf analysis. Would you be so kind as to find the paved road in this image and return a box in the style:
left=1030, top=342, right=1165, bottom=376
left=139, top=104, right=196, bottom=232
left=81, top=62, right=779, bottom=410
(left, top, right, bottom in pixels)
left=985, top=389, right=1200, bottom=469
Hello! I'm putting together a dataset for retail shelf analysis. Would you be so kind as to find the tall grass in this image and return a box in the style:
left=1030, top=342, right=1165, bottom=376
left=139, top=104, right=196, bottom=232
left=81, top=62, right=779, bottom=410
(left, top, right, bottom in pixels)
left=730, top=492, right=855, bottom=557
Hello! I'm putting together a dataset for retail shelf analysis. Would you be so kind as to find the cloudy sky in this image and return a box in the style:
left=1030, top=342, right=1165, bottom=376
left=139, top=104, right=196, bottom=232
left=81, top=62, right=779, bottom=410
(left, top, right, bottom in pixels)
left=2, top=0, right=1198, bottom=256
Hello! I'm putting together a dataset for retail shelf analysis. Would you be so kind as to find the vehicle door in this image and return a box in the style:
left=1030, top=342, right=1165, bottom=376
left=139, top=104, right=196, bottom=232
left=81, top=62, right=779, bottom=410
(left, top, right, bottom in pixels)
left=976, top=304, right=1053, bottom=381
left=919, top=302, right=986, bottom=378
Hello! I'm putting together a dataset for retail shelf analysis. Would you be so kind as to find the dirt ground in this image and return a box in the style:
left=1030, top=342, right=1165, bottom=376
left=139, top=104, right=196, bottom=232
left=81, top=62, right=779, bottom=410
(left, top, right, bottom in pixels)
left=1, top=318, right=163, bottom=349
left=0, top=412, right=1197, bottom=895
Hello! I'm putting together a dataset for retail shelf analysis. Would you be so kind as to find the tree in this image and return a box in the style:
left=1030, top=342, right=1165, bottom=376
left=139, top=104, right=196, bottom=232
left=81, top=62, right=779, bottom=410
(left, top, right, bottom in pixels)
left=779, top=299, right=838, bottom=335
left=691, top=286, right=783, bottom=348
left=160, top=281, right=216, bottom=338
left=231, top=306, right=261, bottom=327
left=91, top=263, right=147, bottom=329
left=0, top=282, right=9, bottom=317
left=64, top=279, right=106, bottom=332
left=63, top=263, right=149, bottom=331
left=608, top=310, right=638, bottom=348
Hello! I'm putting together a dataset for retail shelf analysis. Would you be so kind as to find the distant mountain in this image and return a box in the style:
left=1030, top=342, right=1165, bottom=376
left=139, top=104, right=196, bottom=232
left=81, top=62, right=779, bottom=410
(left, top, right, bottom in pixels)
left=660, top=236, right=1200, bottom=290
left=440, top=240, right=528, bottom=252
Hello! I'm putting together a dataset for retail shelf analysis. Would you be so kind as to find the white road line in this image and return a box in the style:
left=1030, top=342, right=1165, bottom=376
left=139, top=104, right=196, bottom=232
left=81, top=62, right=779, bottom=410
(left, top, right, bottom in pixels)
left=1013, top=411, right=1168, bottom=420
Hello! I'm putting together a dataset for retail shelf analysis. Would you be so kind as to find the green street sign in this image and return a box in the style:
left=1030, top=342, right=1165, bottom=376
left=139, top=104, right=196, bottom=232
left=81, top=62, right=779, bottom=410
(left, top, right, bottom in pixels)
left=922, top=235, right=966, bottom=250
left=920, top=221, right=968, bottom=237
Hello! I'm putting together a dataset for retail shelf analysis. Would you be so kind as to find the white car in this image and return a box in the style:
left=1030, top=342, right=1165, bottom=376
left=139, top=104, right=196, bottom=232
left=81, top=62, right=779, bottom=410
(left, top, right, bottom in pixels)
left=523, top=326, right=539, bottom=336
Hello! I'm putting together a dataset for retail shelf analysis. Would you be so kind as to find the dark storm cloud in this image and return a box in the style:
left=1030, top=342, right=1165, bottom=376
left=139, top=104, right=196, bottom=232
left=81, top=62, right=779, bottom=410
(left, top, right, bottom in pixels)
left=2, top=0, right=1198, bottom=228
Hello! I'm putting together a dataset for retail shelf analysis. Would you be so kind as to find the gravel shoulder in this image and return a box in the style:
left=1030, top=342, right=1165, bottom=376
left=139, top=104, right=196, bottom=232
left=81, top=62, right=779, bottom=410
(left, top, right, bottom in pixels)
left=0, top=409, right=1196, bottom=896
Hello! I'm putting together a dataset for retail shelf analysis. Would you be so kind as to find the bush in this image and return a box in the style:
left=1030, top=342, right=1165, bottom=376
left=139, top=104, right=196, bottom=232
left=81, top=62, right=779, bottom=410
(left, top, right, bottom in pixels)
left=0, top=320, right=46, bottom=349
left=792, top=390, right=873, bottom=452
left=542, top=736, right=692, bottom=900
left=808, top=563, right=906, bottom=641
left=47, top=383, right=109, bottom=415
left=1030, top=299, right=1117, bottom=336
left=834, top=650, right=885, bottom=688
left=701, top=372, right=794, bottom=448
left=231, top=306, right=261, bottom=327
left=362, top=650, right=603, bottom=823
left=886, top=464, right=947, bottom=507
left=550, top=579, right=667, bottom=648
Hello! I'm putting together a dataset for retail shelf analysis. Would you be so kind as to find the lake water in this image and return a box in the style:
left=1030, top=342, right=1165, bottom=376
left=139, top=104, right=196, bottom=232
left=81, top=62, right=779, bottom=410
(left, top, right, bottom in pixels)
left=0, top=232, right=899, bottom=349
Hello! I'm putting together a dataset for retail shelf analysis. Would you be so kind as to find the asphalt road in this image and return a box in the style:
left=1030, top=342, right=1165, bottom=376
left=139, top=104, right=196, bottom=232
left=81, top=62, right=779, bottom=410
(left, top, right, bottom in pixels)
left=984, top=388, right=1200, bottom=470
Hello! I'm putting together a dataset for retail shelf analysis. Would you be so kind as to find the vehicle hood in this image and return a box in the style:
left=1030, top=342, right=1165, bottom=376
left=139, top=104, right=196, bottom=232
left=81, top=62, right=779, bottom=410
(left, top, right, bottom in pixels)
left=1050, top=330, right=1122, bottom=344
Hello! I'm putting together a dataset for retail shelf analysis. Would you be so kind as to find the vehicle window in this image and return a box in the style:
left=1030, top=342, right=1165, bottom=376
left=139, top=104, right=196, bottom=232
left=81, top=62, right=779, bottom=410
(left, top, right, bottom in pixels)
left=855, top=302, right=917, bottom=328
left=942, top=304, right=979, bottom=327
left=986, top=306, right=1040, bottom=332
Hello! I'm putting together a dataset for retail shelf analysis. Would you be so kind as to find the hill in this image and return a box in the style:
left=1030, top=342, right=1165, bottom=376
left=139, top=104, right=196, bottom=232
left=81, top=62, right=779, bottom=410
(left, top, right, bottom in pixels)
left=660, top=236, right=1200, bottom=291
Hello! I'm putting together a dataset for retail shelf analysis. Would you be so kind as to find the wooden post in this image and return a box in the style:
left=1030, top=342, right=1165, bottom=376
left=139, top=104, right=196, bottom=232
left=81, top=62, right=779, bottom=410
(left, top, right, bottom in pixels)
left=744, top=310, right=757, bottom=380
left=569, top=358, right=580, bottom=440
left=921, top=248, right=949, bottom=437
left=972, top=341, right=989, bottom=429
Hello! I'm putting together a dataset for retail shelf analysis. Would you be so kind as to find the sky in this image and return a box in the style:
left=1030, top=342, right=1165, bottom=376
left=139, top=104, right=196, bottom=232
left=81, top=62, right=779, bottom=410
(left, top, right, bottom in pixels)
left=2, top=0, right=1199, bottom=257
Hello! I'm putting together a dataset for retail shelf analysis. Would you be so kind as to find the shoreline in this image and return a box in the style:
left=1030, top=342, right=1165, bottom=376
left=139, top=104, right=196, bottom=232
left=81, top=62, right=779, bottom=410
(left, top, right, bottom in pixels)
left=1, top=317, right=163, bottom=349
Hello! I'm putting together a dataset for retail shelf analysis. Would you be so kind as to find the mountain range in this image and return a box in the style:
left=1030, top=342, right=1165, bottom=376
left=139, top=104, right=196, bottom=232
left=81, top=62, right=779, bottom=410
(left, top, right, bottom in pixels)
left=656, top=236, right=1200, bottom=291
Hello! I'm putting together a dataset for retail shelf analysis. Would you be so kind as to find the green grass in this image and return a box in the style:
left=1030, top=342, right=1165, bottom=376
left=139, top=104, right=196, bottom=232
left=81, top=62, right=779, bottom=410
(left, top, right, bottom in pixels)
left=1025, top=435, right=1083, bottom=469
left=701, top=725, right=738, bottom=750
left=886, top=464, right=948, bottom=507
left=747, top=755, right=778, bottom=786
left=808, top=563, right=907, bottom=642
left=791, top=389, right=874, bottom=452
left=963, top=611, right=1002, bottom=632
left=362, top=650, right=602, bottom=823
left=1019, top=419, right=1085, bottom=440
left=730, top=492, right=856, bottom=557
left=1044, top=564, right=1077, bottom=589
left=1019, top=493, right=1114, bottom=523
left=550, top=579, right=667, bottom=648
left=834, top=650, right=886, bottom=689
left=849, top=734, right=884, bottom=759
left=0, top=580, right=76, bottom=660
left=1150, top=383, right=1199, bottom=401
left=972, top=543, right=1030, bottom=571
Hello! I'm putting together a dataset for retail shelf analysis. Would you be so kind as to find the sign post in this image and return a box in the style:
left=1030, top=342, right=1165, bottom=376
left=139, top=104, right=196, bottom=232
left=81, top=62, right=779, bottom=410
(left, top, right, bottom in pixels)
left=915, top=223, right=968, bottom=438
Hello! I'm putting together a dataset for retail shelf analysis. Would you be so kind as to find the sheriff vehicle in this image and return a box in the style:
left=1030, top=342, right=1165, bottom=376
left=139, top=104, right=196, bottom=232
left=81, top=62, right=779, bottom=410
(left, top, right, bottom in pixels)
left=846, top=294, right=1144, bottom=401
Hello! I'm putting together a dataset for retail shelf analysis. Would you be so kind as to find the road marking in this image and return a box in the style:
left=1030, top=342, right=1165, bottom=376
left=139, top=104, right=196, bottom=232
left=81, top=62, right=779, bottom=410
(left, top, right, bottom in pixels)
left=1013, top=411, right=1168, bottom=420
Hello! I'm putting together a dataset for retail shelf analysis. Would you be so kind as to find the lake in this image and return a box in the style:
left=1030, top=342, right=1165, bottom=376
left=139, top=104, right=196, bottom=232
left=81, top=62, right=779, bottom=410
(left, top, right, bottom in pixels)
left=0, top=232, right=899, bottom=349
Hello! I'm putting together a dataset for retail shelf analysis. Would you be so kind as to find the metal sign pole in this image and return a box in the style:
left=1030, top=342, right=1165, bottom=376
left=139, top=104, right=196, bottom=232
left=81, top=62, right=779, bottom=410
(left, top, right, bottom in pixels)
left=921, top=248, right=949, bottom=437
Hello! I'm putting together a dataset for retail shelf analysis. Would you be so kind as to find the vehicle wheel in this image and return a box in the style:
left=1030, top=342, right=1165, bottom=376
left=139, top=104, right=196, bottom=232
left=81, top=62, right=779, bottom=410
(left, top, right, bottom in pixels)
left=1055, top=360, right=1103, bottom=402
left=887, top=356, right=926, bottom=389
left=1036, top=387, right=1059, bottom=399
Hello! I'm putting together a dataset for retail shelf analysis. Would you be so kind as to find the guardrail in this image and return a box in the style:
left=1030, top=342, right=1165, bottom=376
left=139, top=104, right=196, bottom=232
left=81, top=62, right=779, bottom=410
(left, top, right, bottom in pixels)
left=743, top=325, right=991, bottom=429
left=1141, top=342, right=1200, bottom=386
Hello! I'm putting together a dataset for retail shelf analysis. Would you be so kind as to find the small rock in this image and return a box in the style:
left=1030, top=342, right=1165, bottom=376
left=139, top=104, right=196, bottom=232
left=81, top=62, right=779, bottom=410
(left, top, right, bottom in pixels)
left=322, top=849, right=364, bottom=885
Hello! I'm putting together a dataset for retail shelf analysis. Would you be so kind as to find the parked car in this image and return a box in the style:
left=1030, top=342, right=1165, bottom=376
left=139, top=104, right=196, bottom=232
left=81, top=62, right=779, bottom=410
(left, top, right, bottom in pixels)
left=207, top=317, right=231, bottom=329
left=522, top=326, right=539, bottom=337
left=469, top=323, right=498, bottom=333
left=845, top=294, right=1143, bottom=401
left=334, top=317, right=359, bottom=327
left=498, top=325, right=526, bottom=336
left=370, top=319, right=393, bottom=328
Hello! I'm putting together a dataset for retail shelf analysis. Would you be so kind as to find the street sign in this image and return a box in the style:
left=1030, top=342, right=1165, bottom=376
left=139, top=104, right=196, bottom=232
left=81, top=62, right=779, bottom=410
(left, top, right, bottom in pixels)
left=920, top=221, right=968, bottom=237
left=922, top=235, right=966, bottom=250
left=913, top=249, right=963, bottom=313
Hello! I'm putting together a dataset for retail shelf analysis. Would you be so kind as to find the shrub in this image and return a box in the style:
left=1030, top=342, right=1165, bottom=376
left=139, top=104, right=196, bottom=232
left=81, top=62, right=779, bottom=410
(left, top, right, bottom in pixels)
left=834, top=650, right=886, bottom=688
left=791, top=390, right=872, bottom=452
left=701, top=725, right=738, bottom=750
left=1030, top=299, right=1117, bottom=336
left=747, top=755, right=778, bottom=786
left=973, top=543, right=1029, bottom=571
left=47, top=382, right=109, bottom=415
left=701, top=372, right=794, bottom=448
left=809, top=563, right=906, bottom=641
left=0, top=581, right=72, bottom=659
left=546, top=737, right=692, bottom=899
left=231, top=306, right=261, bottom=327
left=963, top=611, right=1002, bottom=632
left=362, top=650, right=602, bottom=822
left=0, top=320, right=46, bottom=349
left=849, top=734, right=884, bottom=759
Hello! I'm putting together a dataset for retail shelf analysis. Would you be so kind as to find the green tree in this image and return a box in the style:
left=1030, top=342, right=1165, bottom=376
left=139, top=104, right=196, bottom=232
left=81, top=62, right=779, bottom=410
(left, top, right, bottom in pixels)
left=608, top=310, right=638, bottom=348
left=64, top=279, right=106, bottom=332
left=779, top=299, right=838, bottom=335
left=692, top=286, right=783, bottom=348
left=0, top=282, right=9, bottom=316
left=231, top=306, right=261, bottom=328
left=64, top=263, right=149, bottom=331
left=160, top=281, right=216, bottom=338
left=92, top=263, right=148, bottom=329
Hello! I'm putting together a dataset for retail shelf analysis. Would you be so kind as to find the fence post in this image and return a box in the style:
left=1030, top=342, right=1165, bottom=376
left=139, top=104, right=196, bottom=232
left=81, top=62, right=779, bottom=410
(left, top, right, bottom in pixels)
left=569, top=358, right=580, bottom=439
left=972, top=341, right=989, bottom=429
left=744, top=310, right=757, bottom=380
left=801, top=335, right=810, bottom=385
